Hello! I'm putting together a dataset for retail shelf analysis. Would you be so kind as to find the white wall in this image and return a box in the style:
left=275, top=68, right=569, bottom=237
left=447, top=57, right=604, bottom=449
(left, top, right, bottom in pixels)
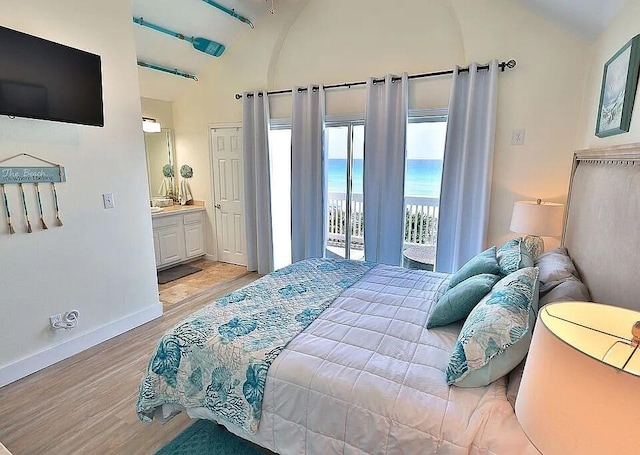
left=0, top=0, right=161, bottom=384
left=173, top=0, right=590, bottom=255
left=578, top=0, right=640, bottom=148
left=269, top=0, right=462, bottom=118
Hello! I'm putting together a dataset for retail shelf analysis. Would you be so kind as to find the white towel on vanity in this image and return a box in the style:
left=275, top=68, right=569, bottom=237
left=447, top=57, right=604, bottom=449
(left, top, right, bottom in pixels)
left=157, top=178, right=169, bottom=197
left=179, top=178, right=193, bottom=205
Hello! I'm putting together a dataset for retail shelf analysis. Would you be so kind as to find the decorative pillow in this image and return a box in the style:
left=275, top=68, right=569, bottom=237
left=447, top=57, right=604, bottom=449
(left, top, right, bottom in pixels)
left=446, top=267, right=540, bottom=387
left=535, top=247, right=580, bottom=294
left=447, top=247, right=501, bottom=290
left=496, top=238, right=534, bottom=276
left=427, top=273, right=500, bottom=329
left=427, top=274, right=501, bottom=328
left=539, top=277, right=591, bottom=307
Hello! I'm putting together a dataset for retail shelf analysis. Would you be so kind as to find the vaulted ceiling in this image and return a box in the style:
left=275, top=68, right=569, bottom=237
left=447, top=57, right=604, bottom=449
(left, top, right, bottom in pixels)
left=131, top=0, right=629, bottom=103
left=514, top=0, right=628, bottom=42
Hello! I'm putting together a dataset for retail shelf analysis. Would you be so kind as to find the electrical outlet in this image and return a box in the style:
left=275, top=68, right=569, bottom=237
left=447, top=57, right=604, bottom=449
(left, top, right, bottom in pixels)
left=49, top=314, right=62, bottom=329
left=511, top=129, right=525, bottom=145
left=49, top=311, right=79, bottom=330
left=102, top=192, right=115, bottom=209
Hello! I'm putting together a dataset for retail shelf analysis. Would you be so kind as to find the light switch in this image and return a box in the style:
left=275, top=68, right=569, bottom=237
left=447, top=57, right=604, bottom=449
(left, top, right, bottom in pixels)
left=102, top=193, right=115, bottom=209
left=512, top=129, right=525, bottom=145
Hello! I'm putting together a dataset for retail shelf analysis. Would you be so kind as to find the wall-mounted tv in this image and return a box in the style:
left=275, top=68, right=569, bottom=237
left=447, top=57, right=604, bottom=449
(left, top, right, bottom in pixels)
left=0, top=25, right=104, bottom=127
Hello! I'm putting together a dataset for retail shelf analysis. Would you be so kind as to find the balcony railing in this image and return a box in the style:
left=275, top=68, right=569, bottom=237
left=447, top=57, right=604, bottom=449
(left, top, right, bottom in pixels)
left=327, top=192, right=364, bottom=248
left=327, top=192, right=439, bottom=249
left=404, top=196, right=439, bottom=246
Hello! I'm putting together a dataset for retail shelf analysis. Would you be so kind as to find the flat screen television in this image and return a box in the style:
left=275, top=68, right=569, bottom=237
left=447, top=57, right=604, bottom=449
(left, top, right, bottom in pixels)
left=0, top=25, right=104, bottom=127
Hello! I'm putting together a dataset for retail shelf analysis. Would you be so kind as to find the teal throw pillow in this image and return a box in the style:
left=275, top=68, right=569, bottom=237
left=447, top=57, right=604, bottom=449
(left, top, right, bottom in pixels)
left=427, top=274, right=501, bottom=328
left=446, top=267, right=540, bottom=388
left=496, top=237, right=534, bottom=276
left=447, top=247, right=501, bottom=290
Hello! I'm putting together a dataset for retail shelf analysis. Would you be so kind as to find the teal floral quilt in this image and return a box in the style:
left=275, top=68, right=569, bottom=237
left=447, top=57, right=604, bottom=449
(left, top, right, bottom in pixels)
left=136, top=258, right=375, bottom=434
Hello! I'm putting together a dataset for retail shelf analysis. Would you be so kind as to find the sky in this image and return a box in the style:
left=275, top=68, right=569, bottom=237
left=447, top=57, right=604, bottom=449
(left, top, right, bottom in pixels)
left=325, top=121, right=447, bottom=160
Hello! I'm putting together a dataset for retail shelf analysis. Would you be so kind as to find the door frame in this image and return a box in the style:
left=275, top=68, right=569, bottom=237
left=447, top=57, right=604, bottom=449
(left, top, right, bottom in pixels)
left=208, top=122, right=242, bottom=263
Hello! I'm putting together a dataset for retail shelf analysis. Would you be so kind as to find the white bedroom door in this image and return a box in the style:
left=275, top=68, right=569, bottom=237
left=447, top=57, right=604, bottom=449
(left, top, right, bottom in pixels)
left=210, top=126, right=247, bottom=266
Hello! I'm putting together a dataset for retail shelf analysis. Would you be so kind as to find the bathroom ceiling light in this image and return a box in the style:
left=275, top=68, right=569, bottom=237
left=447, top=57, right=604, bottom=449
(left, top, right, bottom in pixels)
left=142, top=117, right=161, bottom=133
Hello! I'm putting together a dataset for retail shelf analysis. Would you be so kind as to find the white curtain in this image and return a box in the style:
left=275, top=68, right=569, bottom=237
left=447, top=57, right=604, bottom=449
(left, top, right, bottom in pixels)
left=363, top=73, right=408, bottom=265
left=435, top=61, right=499, bottom=273
left=291, top=85, right=326, bottom=262
left=242, top=92, right=274, bottom=274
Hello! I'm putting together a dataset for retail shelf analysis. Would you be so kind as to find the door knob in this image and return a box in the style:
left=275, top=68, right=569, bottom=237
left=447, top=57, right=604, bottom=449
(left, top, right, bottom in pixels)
left=215, top=204, right=221, bottom=209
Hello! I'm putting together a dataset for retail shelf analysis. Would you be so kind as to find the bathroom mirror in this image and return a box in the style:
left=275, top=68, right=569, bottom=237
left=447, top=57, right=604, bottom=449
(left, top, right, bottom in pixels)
left=144, top=128, right=177, bottom=200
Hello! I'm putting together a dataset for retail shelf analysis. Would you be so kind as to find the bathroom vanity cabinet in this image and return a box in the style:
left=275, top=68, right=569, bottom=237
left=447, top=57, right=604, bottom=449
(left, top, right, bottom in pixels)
left=151, top=206, right=205, bottom=269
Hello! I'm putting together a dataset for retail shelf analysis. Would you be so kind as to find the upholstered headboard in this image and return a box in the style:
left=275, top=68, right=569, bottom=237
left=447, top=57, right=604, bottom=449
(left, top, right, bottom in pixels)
left=562, top=143, right=640, bottom=311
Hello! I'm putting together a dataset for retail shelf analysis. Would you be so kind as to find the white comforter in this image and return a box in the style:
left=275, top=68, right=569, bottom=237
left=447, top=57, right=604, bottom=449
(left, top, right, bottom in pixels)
left=182, top=264, right=538, bottom=454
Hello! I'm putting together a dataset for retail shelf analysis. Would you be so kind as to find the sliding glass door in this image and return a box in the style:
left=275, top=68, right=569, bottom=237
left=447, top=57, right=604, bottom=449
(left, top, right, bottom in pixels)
left=268, top=113, right=446, bottom=268
left=402, top=117, right=447, bottom=270
left=326, top=122, right=364, bottom=260
left=326, top=117, right=446, bottom=264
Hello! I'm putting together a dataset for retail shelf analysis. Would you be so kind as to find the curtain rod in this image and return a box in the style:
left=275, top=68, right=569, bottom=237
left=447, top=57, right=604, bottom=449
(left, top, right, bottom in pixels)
left=235, top=59, right=516, bottom=99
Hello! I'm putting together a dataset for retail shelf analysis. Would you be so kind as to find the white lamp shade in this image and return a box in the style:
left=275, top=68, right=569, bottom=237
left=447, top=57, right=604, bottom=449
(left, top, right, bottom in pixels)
left=515, top=302, right=640, bottom=454
left=510, top=200, right=564, bottom=237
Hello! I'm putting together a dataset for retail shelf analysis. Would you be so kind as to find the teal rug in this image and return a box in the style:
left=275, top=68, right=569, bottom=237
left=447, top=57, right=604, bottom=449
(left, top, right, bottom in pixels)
left=157, top=420, right=264, bottom=455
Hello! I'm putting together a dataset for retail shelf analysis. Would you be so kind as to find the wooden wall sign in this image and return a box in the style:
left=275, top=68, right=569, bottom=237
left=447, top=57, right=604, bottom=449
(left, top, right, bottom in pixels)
left=0, top=166, right=66, bottom=184
left=0, top=153, right=66, bottom=234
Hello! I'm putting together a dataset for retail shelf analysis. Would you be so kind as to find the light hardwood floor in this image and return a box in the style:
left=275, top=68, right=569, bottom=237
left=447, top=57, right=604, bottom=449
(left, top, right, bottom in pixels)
left=158, top=259, right=249, bottom=307
left=0, top=269, right=259, bottom=455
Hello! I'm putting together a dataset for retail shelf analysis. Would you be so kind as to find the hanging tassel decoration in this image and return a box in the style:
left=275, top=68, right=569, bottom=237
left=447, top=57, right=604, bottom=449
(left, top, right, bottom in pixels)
left=1, top=184, right=15, bottom=234
left=19, top=183, right=32, bottom=233
left=51, top=182, right=63, bottom=226
left=34, top=183, right=48, bottom=230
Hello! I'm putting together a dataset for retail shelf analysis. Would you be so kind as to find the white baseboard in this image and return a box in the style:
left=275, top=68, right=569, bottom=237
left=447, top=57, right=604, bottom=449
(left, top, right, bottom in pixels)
left=0, top=303, right=163, bottom=388
left=205, top=254, right=216, bottom=261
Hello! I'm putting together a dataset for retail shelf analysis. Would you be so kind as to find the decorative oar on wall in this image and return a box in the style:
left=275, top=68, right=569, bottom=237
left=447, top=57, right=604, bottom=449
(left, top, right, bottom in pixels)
left=1, top=184, right=15, bottom=234
left=133, top=17, right=225, bottom=57
left=200, top=0, right=256, bottom=28
left=34, top=183, right=48, bottom=230
left=137, top=60, right=198, bottom=81
left=51, top=182, right=63, bottom=226
left=18, top=183, right=32, bottom=233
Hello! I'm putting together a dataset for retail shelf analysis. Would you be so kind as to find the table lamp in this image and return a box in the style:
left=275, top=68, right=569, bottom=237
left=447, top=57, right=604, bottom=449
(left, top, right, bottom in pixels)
left=515, top=301, right=640, bottom=454
left=510, top=199, right=564, bottom=258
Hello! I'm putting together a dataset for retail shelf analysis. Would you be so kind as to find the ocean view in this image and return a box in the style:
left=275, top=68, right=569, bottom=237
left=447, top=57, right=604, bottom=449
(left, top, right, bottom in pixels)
left=328, top=159, right=443, bottom=198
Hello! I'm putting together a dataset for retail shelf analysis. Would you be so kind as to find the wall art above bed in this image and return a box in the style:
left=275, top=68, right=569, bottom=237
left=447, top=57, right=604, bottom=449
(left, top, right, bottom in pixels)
left=595, top=34, right=640, bottom=138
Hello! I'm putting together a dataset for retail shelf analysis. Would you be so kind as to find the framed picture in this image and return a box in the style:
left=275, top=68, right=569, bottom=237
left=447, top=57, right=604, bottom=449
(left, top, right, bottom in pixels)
left=596, top=34, right=640, bottom=138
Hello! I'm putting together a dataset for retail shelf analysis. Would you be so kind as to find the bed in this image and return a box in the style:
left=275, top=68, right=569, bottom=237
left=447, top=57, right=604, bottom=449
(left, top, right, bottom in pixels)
left=137, top=143, right=640, bottom=454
